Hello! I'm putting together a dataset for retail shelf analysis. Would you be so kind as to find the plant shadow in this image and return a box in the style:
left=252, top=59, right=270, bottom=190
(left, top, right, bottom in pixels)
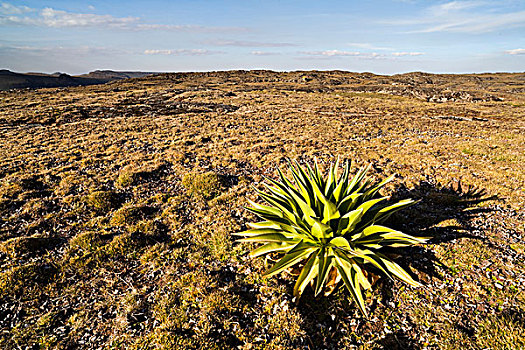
left=377, top=178, right=499, bottom=280
left=391, top=178, right=498, bottom=243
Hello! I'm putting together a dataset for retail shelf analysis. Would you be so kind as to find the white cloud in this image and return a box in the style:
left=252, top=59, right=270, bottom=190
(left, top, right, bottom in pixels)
left=144, top=49, right=222, bottom=56
left=505, top=48, right=525, bottom=55
left=392, top=52, right=424, bottom=56
left=0, top=6, right=138, bottom=28
left=204, top=40, right=296, bottom=47
left=251, top=51, right=281, bottom=56
left=38, top=7, right=138, bottom=28
left=347, top=42, right=393, bottom=51
left=301, top=50, right=426, bottom=60
left=301, top=50, right=385, bottom=59
left=417, top=11, right=525, bottom=33
left=136, top=24, right=246, bottom=32
left=0, top=3, right=246, bottom=32
left=431, top=1, right=486, bottom=15
left=0, top=45, right=130, bottom=56
left=384, top=2, right=525, bottom=34
left=0, top=2, right=32, bottom=15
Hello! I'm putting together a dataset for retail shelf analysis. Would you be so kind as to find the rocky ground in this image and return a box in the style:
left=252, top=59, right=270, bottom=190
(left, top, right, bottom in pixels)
left=0, top=70, right=524, bottom=349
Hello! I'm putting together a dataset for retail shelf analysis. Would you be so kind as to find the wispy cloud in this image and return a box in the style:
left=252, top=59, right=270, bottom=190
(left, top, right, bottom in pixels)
left=300, top=50, right=426, bottom=60
left=347, top=42, right=393, bottom=51
left=0, top=6, right=138, bottom=28
left=300, top=50, right=385, bottom=59
left=0, top=44, right=131, bottom=57
left=430, top=1, right=486, bottom=15
left=204, top=40, right=296, bottom=47
left=417, top=11, right=525, bottom=33
left=136, top=24, right=246, bottom=32
left=505, top=48, right=525, bottom=55
left=384, top=1, right=525, bottom=33
left=251, top=51, right=281, bottom=56
left=0, top=2, right=32, bottom=15
left=392, top=52, right=424, bottom=56
left=144, top=49, right=222, bottom=56
left=0, top=3, right=246, bottom=32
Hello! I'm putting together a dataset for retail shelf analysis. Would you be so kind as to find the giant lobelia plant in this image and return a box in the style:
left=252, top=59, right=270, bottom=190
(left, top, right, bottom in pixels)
left=235, top=159, right=427, bottom=316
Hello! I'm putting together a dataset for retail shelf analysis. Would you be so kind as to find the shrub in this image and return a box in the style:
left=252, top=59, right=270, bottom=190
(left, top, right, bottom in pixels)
left=235, top=159, right=427, bottom=316
left=115, top=166, right=137, bottom=188
left=182, top=171, right=223, bottom=200
left=110, top=205, right=155, bottom=227
left=85, top=190, right=121, bottom=213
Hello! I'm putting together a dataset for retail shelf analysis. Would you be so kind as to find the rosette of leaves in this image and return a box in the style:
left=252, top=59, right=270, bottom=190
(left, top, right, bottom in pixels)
left=235, top=159, right=427, bottom=316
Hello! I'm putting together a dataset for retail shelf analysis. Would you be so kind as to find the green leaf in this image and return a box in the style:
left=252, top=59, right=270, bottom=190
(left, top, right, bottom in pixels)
left=324, top=159, right=339, bottom=198
left=315, top=247, right=334, bottom=296
left=354, top=225, right=428, bottom=247
left=329, top=236, right=352, bottom=250
left=363, top=174, right=395, bottom=200
left=311, top=219, right=333, bottom=240
left=377, top=253, right=422, bottom=287
left=345, top=164, right=370, bottom=196
left=334, top=256, right=368, bottom=317
left=332, top=160, right=349, bottom=204
left=247, top=221, right=281, bottom=230
left=264, top=240, right=317, bottom=278
left=249, top=242, right=293, bottom=258
left=322, top=200, right=340, bottom=223
left=237, top=233, right=298, bottom=243
left=337, top=208, right=364, bottom=235
left=233, top=228, right=285, bottom=237
left=373, top=199, right=418, bottom=223
left=335, top=248, right=392, bottom=282
left=256, top=189, right=301, bottom=223
left=293, top=253, right=318, bottom=297
left=351, top=197, right=388, bottom=230
left=338, top=193, right=363, bottom=213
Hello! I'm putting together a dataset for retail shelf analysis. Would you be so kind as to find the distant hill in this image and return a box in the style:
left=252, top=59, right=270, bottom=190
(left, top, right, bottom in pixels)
left=0, top=69, right=158, bottom=91
left=76, top=70, right=157, bottom=81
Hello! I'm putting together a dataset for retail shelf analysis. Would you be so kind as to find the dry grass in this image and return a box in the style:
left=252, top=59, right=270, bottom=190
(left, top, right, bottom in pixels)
left=0, top=70, right=523, bottom=349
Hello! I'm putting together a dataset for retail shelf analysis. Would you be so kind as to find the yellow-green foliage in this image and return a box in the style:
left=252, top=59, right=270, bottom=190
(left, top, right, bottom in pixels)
left=85, top=190, right=121, bottom=213
left=105, top=232, right=150, bottom=257
left=161, top=195, right=188, bottom=230
left=69, top=231, right=103, bottom=252
left=54, top=174, right=83, bottom=196
left=149, top=271, right=241, bottom=348
left=63, top=231, right=108, bottom=274
left=115, top=161, right=168, bottom=188
left=0, top=263, right=54, bottom=296
left=110, top=205, right=154, bottom=226
left=0, top=181, right=23, bottom=199
left=182, top=171, right=223, bottom=199
left=130, top=219, right=162, bottom=236
left=0, top=235, right=55, bottom=258
left=115, top=166, right=136, bottom=188
left=236, top=159, right=427, bottom=316
left=475, top=313, right=525, bottom=349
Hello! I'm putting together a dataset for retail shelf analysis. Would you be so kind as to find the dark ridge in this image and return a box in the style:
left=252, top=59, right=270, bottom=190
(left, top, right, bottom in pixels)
left=0, top=69, right=158, bottom=91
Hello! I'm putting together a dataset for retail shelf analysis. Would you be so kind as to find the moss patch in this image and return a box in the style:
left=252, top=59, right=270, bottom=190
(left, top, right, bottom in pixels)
left=85, top=190, right=122, bottom=213
left=182, top=171, right=224, bottom=200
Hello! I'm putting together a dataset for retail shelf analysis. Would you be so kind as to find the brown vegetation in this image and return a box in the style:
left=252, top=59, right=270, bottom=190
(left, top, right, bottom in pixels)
left=0, top=70, right=523, bottom=349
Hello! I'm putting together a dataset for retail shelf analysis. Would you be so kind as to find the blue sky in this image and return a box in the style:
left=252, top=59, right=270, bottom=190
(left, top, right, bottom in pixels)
left=1, top=0, right=524, bottom=74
